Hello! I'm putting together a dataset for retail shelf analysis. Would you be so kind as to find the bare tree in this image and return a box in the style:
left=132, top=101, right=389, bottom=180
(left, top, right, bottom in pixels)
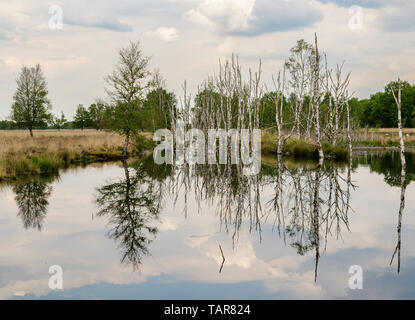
left=313, top=33, right=324, bottom=160
left=273, top=66, right=295, bottom=155
left=328, top=63, right=351, bottom=146
left=390, top=78, right=407, bottom=273
left=392, top=78, right=406, bottom=167
left=285, top=39, right=314, bottom=139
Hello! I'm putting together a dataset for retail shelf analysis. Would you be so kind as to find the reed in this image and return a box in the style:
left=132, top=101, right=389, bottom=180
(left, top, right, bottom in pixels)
left=353, top=128, right=415, bottom=145
left=0, top=129, right=153, bottom=180
left=261, top=131, right=349, bottom=161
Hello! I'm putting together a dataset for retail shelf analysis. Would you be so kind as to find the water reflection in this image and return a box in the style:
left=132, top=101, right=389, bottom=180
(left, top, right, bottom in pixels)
left=10, top=174, right=58, bottom=231
left=95, top=160, right=164, bottom=270
left=268, top=157, right=354, bottom=281
left=2, top=150, right=413, bottom=298
left=390, top=152, right=408, bottom=273
left=356, top=150, right=412, bottom=273
left=91, top=154, right=355, bottom=279
left=357, top=151, right=415, bottom=186
left=91, top=151, right=413, bottom=278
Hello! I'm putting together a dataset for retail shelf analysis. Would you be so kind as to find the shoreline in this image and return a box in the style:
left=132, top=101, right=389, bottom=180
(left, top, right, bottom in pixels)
left=1, top=129, right=412, bottom=180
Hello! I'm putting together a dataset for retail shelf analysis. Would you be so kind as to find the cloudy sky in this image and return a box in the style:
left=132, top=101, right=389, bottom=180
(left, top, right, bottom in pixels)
left=0, top=0, right=414, bottom=119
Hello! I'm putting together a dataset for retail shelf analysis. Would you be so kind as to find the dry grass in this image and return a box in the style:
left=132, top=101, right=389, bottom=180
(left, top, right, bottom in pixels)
left=0, top=129, right=153, bottom=180
left=354, top=128, right=415, bottom=144
left=261, top=131, right=348, bottom=161
left=0, top=129, right=126, bottom=158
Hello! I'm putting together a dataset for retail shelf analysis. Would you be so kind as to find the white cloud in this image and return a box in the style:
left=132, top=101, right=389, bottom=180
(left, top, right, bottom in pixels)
left=185, top=0, right=255, bottom=33
left=185, top=0, right=323, bottom=36
left=145, top=27, right=178, bottom=42
left=0, top=0, right=415, bottom=120
left=376, top=2, right=415, bottom=32
left=66, top=16, right=133, bottom=32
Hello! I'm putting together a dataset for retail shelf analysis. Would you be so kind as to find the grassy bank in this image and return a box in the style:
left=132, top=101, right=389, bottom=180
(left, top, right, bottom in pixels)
left=262, top=131, right=349, bottom=161
left=0, top=130, right=153, bottom=180
left=353, top=128, right=415, bottom=148
left=1, top=129, right=353, bottom=180
left=353, top=139, right=415, bottom=148
left=354, top=128, right=415, bottom=143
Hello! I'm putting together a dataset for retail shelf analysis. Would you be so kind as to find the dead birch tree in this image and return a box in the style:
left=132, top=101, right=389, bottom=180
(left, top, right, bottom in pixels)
left=272, top=66, right=295, bottom=155
left=313, top=33, right=324, bottom=160
left=390, top=78, right=407, bottom=273
left=391, top=78, right=406, bottom=169
left=285, top=40, right=314, bottom=139
left=328, top=63, right=351, bottom=146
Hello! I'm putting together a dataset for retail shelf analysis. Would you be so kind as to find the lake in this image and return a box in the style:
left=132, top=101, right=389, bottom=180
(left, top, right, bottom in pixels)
left=0, top=151, right=414, bottom=299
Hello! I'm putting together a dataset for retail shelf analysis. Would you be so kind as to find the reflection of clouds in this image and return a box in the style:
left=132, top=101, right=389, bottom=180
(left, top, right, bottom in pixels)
left=322, top=167, right=415, bottom=254
left=188, top=233, right=257, bottom=269
left=157, top=217, right=179, bottom=231
left=263, top=270, right=326, bottom=299
left=1, top=162, right=415, bottom=299
left=183, top=230, right=326, bottom=298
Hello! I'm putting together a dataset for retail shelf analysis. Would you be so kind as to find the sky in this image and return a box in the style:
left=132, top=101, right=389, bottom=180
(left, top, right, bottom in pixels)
left=0, top=0, right=415, bottom=120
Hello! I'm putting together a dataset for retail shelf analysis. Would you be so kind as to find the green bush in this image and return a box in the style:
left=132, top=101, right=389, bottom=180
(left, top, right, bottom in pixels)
left=31, top=155, right=63, bottom=172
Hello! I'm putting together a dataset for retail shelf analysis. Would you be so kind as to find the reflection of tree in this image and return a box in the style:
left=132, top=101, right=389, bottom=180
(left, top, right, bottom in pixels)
left=12, top=175, right=56, bottom=231
left=169, top=162, right=264, bottom=246
left=390, top=152, right=407, bottom=273
left=269, top=157, right=354, bottom=281
left=357, top=151, right=415, bottom=187
left=97, top=150, right=412, bottom=277
left=165, top=156, right=354, bottom=280
left=357, top=150, right=410, bottom=273
left=95, top=160, right=162, bottom=270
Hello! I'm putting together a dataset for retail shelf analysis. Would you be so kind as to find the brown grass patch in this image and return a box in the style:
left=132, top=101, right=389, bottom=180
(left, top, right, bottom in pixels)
left=0, top=129, right=154, bottom=180
left=0, top=129, right=125, bottom=159
left=353, top=128, right=415, bottom=144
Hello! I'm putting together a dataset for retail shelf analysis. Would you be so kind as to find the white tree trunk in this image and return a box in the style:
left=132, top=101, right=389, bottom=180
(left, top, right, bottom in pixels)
left=314, top=33, right=324, bottom=160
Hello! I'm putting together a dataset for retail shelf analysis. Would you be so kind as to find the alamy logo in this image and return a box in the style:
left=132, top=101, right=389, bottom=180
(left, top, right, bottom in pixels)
left=348, top=265, right=363, bottom=290
left=48, top=5, right=63, bottom=30
left=153, top=122, right=261, bottom=176
left=48, top=265, right=63, bottom=290
left=348, top=5, right=363, bottom=30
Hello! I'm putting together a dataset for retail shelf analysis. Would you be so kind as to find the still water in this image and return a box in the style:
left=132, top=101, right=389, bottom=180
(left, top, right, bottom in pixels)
left=0, top=151, right=414, bottom=299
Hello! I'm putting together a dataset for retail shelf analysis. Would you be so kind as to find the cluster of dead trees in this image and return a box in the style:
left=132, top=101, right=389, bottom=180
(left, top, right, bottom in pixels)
left=161, top=155, right=353, bottom=279
left=189, top=34, right=354, bottom=161
left=273, top=34, right=354, bottom=158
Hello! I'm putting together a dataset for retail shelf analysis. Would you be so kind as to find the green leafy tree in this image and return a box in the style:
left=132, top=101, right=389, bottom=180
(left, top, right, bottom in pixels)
left=140, top=88, right=177, bottom=131
left=88, top=100, right=107, bottom=130
left=73, top=104, right=91, bottom=130
left=105, top=41, right=151, bottom=157
left=10, top=64, right=52, bottom=137
left=52, top=112, right=69, bottom=130
left=411, top=107, right=415, bottom=128
left=0, top=120, right=15, bottom=130
left=357, top=80, right=415, bottom=128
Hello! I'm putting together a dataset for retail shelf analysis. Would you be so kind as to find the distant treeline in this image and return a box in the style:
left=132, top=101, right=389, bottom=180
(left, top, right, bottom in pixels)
left=2, top=87, right=177, bottom=131
left=67, top=87, right=176, bottom=131
left=351, top=81, right=415, bottom=128
left=0, top=119, right=73, bottom=130
left=193, top=82, right=413, bottom=133
left=4, top=80, right=413, bottom=132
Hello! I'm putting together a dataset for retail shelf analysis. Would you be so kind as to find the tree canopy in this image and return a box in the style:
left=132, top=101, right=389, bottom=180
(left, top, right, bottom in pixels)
left=105, top=41, right=151, bottom=157
left=10, top=64, right=52, bottom=136
left=355, top=81, right=415, bottom=128
left=73, top=104, right=92, bottom=130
